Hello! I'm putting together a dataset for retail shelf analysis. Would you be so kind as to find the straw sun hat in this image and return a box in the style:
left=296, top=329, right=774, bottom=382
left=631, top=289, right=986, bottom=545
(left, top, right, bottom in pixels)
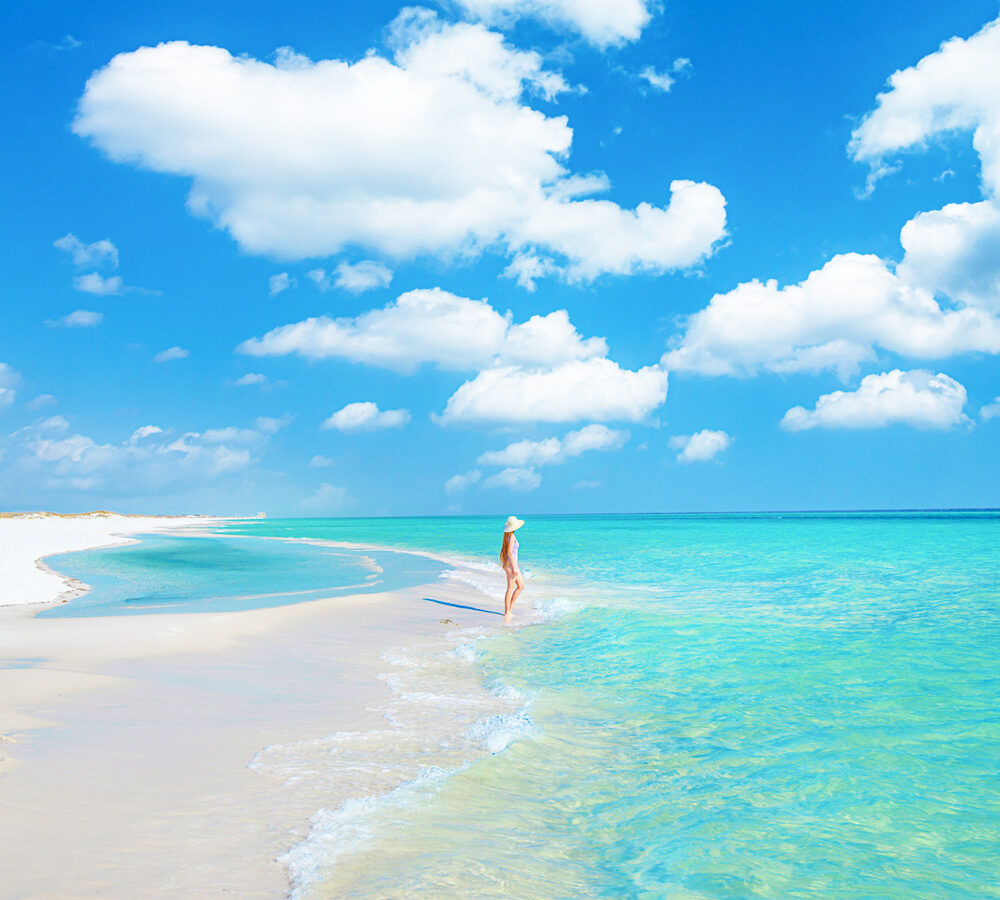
left=504, top=516, right=525, bottom=533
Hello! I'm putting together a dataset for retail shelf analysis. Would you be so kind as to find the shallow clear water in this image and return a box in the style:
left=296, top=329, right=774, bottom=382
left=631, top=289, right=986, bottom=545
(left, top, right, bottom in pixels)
left=40, top=532, right=444, bottom=616
left=224, top=513, right=1000, bottom=898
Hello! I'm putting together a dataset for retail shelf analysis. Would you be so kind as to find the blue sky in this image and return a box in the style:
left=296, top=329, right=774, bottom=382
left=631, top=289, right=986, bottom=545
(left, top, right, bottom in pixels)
left=2, top=0, right=999, bottom=515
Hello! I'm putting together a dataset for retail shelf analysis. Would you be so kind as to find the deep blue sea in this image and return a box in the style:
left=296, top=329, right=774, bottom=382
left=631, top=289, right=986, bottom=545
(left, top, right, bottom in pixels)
left=46, top=513, right=1000, bottom=897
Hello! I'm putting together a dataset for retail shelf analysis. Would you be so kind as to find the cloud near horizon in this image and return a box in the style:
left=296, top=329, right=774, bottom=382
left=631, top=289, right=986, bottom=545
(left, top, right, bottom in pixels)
left=0, top=414, right=288, bottom=498
left=477, top=423, right=627, bottom=466
left=781, top=369, right=969, bottom=431
left=72, top=10, right=726, bottom=285
left=669, top=429, right=732, bottom=463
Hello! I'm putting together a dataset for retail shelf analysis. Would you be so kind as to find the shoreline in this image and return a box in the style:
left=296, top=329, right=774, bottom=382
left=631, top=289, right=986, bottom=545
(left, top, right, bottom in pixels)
left=0, top=512, right=228, bottom=609
left=0, top=515, right=518, bottom=898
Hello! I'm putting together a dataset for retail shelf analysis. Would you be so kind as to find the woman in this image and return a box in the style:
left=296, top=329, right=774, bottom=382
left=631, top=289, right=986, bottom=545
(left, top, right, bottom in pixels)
left=500, top=515, right=525, bottom=619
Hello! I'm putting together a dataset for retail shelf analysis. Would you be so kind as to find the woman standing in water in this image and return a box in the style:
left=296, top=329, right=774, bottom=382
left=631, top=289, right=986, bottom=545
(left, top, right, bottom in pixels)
left=500, top=515, right=525, bottom=619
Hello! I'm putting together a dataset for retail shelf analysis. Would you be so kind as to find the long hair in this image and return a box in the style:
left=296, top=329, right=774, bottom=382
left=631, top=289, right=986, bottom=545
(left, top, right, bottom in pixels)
left=500, top=530, right=513, bottom=566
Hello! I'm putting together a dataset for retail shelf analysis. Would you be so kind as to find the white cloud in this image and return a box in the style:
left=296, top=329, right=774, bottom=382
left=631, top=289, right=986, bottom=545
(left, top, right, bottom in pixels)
left=666, top=18, right=1000, bottom=383
left=240, top=288, right=605, bottom=372
left=0, top=415, right=275, bottom=497
left=54, top=34, right=83, bottom=51
left=309, top=454, right=336, bottom=468
left=74, top=272, right=123, bottom=296
left=502, top=252, right=556, bottom=291
left=54, top=233, right=119, bottom=269
left=640, top=67, right=674, bottom=93
left=154, top=346, right=189, bottom=362
left=849, top=17, right=1000, bottom=195
left=298, top=482, right=348, bottom=513
left=454, top=0, right=654, bottom=47
left=27, top=394, right=57, bottom=410
left=482, top=466, right=541, bottom=491
left=640, top=58, right=692, bottom=93
left=307, top=268, right=333, bottom=292
left=981, top=396, right=1000, bottom=420
left=669, top=429, right=732, bottom=463
left=781, top=369, right=969, bottom=431
left=445, top=469, right=482, bottom=493
left=47, top=309, right=103, bottom=328
left=334, top=260, right=393, bottom=293
left=72, top=13, right=725, bottom=284
left=269, top=272, right=294, bottom=296
left=234, top=372, right=268, bottom=386
left=321, top=401, right=410, bottom=432
left=0, top=362, right=20, bottom=408
left=897, top=200, right=1000, bottom=312
left=478, top=423, right=627, bottom=466
left=662, top=252, right=1000, bottom=381
left=440, top=358, right=668, bottom=425
left=254, top=414, right=294, bottom=433
left=480, top=436, right=561, bottom=467
left=130, top=425, right=163, bottom=441
left=573, top=479, right=600, bottom=489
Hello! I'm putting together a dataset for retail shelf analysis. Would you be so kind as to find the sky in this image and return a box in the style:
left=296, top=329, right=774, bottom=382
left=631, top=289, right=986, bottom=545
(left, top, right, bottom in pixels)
left=2, top=0, right=999, bottom=516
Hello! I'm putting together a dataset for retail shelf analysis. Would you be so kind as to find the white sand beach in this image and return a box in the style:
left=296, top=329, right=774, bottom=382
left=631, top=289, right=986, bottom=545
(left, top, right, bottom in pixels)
left=0, top=514, right=505, bottom=898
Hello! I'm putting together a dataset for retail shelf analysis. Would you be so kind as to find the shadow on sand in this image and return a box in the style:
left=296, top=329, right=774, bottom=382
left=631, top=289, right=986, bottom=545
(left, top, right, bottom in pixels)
left=423, top=597, right=503, bottom=616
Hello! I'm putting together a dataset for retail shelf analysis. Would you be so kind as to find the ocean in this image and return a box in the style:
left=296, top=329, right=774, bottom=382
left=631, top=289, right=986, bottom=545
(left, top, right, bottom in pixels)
left=48, top=513, right=1000, bottom=896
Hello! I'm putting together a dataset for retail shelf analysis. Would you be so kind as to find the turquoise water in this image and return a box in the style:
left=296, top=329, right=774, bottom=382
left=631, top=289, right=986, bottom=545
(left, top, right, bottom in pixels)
left=223, top=513, right=1000, bottom=898
left=40, top=532, right=444, bottom=616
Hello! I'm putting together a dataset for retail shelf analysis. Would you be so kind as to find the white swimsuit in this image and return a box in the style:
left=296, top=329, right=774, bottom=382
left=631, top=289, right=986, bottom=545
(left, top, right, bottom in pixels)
left=505, top=534, right=519, bottom=572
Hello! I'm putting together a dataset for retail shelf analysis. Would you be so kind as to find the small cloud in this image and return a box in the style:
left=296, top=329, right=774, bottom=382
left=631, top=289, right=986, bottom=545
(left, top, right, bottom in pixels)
left=669, top=429, right=732, bottom=463
left=503, top=253, right=555, bottom=291
left=321, top=401, right=410, bottom=432
left=269, top=272, right=294, bottom=296
left=254, top=414, right=293, bottom=433
left=309, top=454, right=336, bottom=468
left=640, top=66, right=675, bottom=93
left=154, top=346, right=189, bottom=362
left=483, top=466, right=541, bottom=491
left=46, top=309, right=103, bottom=328
left=74, top=272, right=123, bottom=296
left=0, top=362, right=21, bottom=408
left=979, top=395, right=1000, bottom=421
left=53, top=34, right=82, bottom=50
left=234, top=372, right=268, bottom=386
left=573, top=479, right=601, bottom=490
left=54, top=234, right=118, bottom=268
left=307, top=268, right=331, bottom=291
left=41, top=415, right=70, bottom=431
left=478, top=424, right=627, bottom=468
left=935, top=168, right=956, bottom=183
left=130, top=425, right=163, bottom=442
left=445, top=469, right=481, bottom=494
left=27, top=394, right=58, bottom=410
left=334, top=260, right=393, bottom=293
left=672, top=57, right=692, bottom=74
left=298, top=482, right=348, bottom=513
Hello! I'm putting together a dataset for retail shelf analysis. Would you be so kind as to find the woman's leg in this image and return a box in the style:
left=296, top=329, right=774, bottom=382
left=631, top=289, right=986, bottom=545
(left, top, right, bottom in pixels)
left=504, top=570, right=517, bottom=616
left=510, top=573, right=524, bottom=609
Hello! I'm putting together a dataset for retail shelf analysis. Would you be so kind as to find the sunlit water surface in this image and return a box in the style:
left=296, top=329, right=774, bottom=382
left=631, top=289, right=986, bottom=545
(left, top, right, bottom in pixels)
left=223, top=513, right=1000, bottom=899
left=43, top=514, right=1000, bottom=897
